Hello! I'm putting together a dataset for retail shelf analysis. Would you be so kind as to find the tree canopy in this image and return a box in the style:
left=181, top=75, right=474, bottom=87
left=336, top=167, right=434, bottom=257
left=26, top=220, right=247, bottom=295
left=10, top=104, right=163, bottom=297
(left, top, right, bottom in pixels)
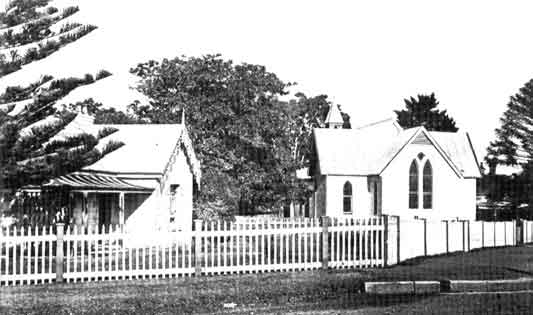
left=130, top=54, right=351, bottom=218
left=486, top=79, right=533, bottom=169
left=483, top=78, right=533, bottom=215
left=395, top=93, right=458, bottom=132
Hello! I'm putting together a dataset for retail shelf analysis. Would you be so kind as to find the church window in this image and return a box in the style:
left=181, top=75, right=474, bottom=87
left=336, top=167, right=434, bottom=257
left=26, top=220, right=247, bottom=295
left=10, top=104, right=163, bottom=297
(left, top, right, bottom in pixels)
left=343, top=181, right=352, bottom=213
left=423, top=161, right=433, bottom=209
left=409, top=160, right=418, bottom=209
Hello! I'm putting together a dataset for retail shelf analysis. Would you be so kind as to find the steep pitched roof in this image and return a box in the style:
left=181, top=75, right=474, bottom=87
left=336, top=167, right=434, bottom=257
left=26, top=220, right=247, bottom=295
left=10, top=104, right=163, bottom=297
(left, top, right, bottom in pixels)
left=85, top=124, right=186, bottom=174
left=325, top=104, right=344, bottom=126
left=45, top=113, right=201, bottom=184
left=313, top=119, right=481, bottom=178
left=429, top=131, right=482, bottom=178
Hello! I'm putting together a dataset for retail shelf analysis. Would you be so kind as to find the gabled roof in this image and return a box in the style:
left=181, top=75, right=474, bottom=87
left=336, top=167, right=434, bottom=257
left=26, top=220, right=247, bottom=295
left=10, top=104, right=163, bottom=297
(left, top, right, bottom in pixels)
left=313, top=119, right=482, bottom=178
left=46, top=113, right=202, bottom=185
left=85, top=124, right=185, bottom=174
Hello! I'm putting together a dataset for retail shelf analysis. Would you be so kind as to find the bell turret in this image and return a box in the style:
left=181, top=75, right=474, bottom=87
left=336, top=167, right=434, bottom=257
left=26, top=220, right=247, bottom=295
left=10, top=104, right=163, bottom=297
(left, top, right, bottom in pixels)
left=325, top=104, right=343, bottom=129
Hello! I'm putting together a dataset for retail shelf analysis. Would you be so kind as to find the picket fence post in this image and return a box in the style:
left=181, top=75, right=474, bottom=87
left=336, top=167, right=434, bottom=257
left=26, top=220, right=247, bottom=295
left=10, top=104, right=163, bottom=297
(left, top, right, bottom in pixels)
left=55, top=223, right=64, bottom=283
left=444, top=220, right=449, bottom=254
left=422, top=218, right=427, bottom=256
left=194, top=220, right=203, bottom=276
left=321, top=216, right=330, bottom=269
left=383, top=216, right=388, bottom=266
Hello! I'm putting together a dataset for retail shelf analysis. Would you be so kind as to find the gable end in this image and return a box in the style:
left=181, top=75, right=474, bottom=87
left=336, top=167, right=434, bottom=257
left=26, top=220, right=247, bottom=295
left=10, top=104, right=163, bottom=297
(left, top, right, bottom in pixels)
left=412, top=132, right=432, bottom=145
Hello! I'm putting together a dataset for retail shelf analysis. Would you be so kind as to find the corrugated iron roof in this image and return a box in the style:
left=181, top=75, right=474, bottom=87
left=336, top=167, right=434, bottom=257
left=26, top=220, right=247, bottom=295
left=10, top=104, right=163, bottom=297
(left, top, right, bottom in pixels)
left=43, top=172, right=152, bottom=191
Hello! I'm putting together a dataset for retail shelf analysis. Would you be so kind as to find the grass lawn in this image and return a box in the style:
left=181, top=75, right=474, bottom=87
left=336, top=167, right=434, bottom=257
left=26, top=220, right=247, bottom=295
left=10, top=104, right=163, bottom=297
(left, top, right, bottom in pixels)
left=1, top=246, right=533, bottom=314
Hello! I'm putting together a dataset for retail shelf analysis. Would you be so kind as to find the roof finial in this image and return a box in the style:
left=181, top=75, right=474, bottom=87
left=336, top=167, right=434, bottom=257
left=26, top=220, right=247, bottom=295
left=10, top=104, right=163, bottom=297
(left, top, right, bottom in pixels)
left=325, top=104, right=343, bottom=129
left=181, top=108, right=185, bottom=125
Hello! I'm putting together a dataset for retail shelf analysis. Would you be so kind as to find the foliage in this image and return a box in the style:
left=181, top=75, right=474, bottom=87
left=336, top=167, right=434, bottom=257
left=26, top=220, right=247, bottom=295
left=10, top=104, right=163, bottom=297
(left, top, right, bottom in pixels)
left=59, top=22, right=81, bottom=33
left=0, top=18, right=53, bottom=48
left=0, top=0, right=49, bottom=28
left=49, top=75, right=95, bottom=93
left=0, top=24, right=97, bottom=78
left=95, top=69, right=112, bottom=80
left=66, top=98, right=140, bottom=124
left=0, top=75, right=52, bottom=103
left=101, top=140, right=124, bottom=155
left=46, top=6, right=57, bottom=15
left=394, top=93, right=458, bottom=132
left=97, top=127, right=118, bottom=139
left=484, top=79, right=533, bottom=212
left=60, top=6, right=79, bottom=18
left=131, top=54, right=351, bottom=217
left=486, top=78, right=533, bottom=168
left=43, top=133, right=98, bottom=155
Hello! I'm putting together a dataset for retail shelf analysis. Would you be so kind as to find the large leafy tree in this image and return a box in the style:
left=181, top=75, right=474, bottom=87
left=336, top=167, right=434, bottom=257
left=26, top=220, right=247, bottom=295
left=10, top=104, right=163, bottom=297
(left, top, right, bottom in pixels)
left=131, top=55, right=293, bottom=217
left=131, top=55, right=350, bottom=218
left=395, top=93, right=458, bottom=132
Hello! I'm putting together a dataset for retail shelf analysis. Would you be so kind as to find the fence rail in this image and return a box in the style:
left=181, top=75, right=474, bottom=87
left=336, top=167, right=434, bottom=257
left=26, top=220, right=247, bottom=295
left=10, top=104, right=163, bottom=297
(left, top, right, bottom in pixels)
left=1, top=217, right=531, bottom=286
left=0, top=217, right=385, bottom=286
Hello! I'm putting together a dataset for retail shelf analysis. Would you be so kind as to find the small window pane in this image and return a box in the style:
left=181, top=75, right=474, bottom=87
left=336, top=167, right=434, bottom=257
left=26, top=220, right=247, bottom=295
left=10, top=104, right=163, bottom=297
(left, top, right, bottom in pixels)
left=409, top=160, right=418, bottom=209
left=409, top=193, right=418, bottom=209
left=423, top=161, right=432, bottom=209
left=343, top=197, right=352, bottom=213
left=343, top=182, right=352, bottom=195
left=423, top=193, right=432, bottom=209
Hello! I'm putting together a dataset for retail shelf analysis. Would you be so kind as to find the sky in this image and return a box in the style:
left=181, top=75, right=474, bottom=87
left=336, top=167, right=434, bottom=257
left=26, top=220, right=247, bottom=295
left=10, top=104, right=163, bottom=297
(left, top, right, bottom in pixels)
left=2, top=0, right=533, bottom=161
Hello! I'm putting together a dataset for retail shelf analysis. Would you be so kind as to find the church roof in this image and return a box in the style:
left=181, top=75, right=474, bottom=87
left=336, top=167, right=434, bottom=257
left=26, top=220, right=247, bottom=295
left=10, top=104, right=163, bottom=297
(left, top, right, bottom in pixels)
left=312, top=119, right=481, bottom=178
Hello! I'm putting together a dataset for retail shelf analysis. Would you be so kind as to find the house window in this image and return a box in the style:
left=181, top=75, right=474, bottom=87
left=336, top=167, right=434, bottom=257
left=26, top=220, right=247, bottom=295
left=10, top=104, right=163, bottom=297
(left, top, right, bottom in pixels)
left=409, top=160, right=418, bottom=209
left=423, top=161, right=433, bottom=209
left=343, top=181, right=352, bottom=214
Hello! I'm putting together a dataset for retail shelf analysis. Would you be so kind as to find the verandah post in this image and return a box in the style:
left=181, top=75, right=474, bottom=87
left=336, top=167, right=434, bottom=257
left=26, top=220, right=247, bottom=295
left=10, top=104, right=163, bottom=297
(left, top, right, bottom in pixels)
left=321, top=216, right=330, bottom=269
left=55, top=223, right=65, bottom=283
left=194, top=219, right=203, bottom=276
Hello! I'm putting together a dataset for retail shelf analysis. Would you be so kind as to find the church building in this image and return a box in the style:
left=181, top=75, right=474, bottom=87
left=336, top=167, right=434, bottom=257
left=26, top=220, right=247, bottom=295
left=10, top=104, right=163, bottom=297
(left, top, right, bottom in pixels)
left=310, top=105, right=482, bottom=221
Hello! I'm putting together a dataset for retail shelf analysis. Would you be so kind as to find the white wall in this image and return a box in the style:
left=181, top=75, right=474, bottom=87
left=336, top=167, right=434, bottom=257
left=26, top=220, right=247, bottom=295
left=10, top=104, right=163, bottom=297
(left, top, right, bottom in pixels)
left=324, top=175, right=375, bottom=217
left=126, top=144, right=194, bottom=232
left=381, top=142, right=476, bottom=221
left=164, top=144, right=193, bottom=232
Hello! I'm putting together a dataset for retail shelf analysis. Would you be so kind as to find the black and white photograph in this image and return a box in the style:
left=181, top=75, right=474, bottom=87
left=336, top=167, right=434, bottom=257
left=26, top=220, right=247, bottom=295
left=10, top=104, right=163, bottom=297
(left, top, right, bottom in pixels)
left=1, top=1, right=533, bottom=314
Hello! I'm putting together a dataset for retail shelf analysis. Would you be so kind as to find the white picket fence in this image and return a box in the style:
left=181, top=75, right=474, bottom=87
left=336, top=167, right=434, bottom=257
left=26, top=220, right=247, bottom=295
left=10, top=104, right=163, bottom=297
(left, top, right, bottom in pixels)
left=524, top=220, right=533, bottom=244
left=395, top=218, right=519, bottom=263
left=0, top=217, right=385, bottom=286
left=0, top=226, right=56, bottom=285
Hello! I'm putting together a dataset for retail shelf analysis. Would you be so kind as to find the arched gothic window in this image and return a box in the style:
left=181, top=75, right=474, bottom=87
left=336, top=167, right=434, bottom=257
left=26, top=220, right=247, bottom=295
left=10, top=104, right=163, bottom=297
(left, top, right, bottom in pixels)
left=343, top=181, right=352, bottom=213
left=423, top=161, right=433, bottom=209
left=409, top=160, right=419, bottom=209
